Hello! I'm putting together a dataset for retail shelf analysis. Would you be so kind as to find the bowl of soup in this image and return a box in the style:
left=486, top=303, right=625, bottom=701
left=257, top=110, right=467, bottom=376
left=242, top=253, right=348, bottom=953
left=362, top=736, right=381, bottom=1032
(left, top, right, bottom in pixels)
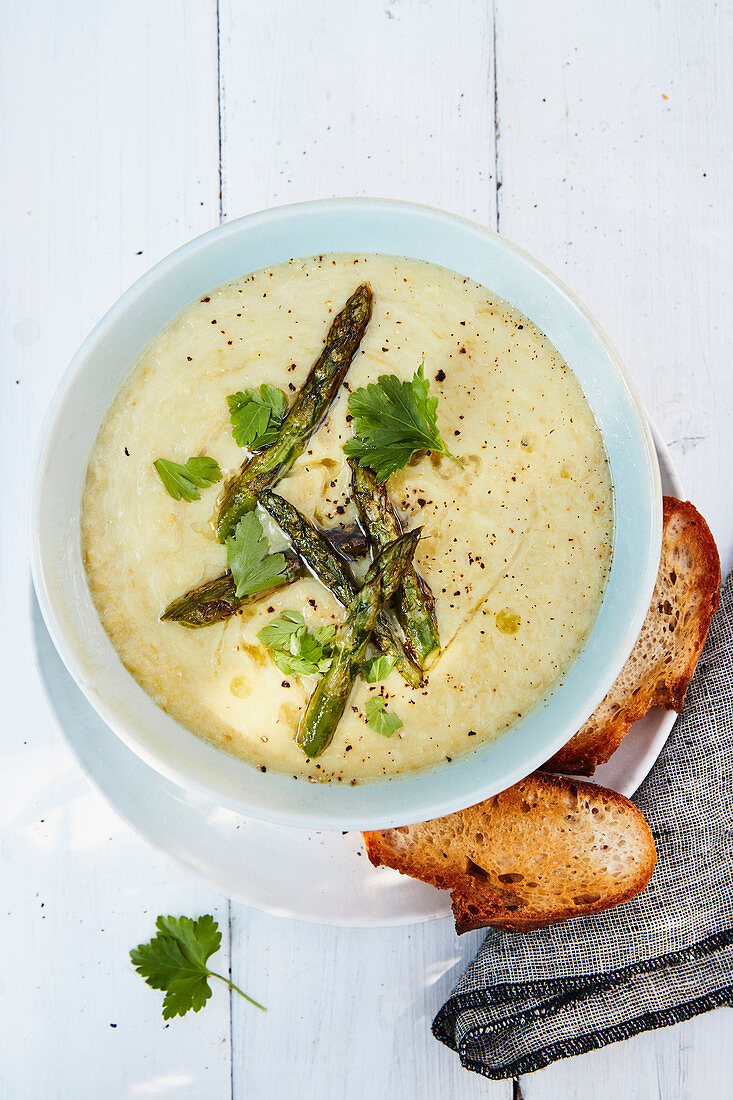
left=31, top=198, right=661, bottom=830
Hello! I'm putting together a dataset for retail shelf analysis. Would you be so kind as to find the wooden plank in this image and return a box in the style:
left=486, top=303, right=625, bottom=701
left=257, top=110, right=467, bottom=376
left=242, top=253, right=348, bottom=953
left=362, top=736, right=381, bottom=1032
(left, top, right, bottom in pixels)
left=494, top=0, right=733, bottom=572
left=493, top=0, right=733, bottom=1094
left=218, top=0, right=497, bottom=224
left=219, top=2, right=508, bottom=1096
left=0, top=2, right=228, bottom=1096
left=230, top=913, right=501, bottom=1100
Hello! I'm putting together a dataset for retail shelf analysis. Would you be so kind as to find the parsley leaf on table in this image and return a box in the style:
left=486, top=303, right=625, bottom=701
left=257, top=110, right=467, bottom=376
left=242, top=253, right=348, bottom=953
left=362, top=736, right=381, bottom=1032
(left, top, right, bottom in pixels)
left=129, top=914, right=265, bottom=1020
left=364, top=696, right=403, bottom=737
left=362, top=654, right=397, bottom=683
left=342, top=360, right=461, bottom=482
left=227, top=385, right=288, bottom=450
left=153, top=456, right=222, bottom=502
left=258, top=610, right=335, bottom=678
left=226, top=512, right=290, bottom=598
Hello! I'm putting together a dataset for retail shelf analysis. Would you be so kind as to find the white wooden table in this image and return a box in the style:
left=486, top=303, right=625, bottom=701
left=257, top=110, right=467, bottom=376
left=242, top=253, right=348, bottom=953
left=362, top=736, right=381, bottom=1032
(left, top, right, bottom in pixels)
left=2, top=2, right=731, bottom=1096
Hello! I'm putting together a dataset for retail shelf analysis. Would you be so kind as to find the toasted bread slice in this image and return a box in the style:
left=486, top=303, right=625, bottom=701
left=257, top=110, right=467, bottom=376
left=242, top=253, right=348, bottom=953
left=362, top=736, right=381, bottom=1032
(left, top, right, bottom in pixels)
left=545, top=497, right=720, bottom=776
left=363, top=773, right=656, bottom=933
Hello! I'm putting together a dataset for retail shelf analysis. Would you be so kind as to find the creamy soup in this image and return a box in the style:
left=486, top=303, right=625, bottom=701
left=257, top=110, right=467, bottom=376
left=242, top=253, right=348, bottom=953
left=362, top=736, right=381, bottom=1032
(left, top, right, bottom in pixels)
left=82, top=254, right=613, bottom=783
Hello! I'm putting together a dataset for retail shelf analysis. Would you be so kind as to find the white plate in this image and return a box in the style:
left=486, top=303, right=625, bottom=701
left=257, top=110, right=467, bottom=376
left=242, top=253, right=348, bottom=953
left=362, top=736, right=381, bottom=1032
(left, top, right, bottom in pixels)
left=31, top=425, right=680, bottom=928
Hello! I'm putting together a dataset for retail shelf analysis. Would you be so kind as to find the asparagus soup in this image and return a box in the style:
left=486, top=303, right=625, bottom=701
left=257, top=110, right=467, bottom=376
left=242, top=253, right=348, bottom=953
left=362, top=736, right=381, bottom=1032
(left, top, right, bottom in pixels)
left=81, top=253, right=613, bottom=783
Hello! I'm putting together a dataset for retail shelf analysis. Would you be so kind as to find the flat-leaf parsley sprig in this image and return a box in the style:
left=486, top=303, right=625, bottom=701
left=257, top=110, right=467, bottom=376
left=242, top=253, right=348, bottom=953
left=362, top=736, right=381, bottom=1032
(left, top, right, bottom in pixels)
left=257, top=609, right=335, bottom=678
left=227, top=385, right=288, bottom=451
left=362, top=653, right=397, bottom=683
left=364, top=696, right=403, bottom=737
left=130, top=914, right=265, bottom=1020
left=343, top=359, right=461, bottom=482
left=226, top=512, right=289, bottom=598
left=154, top=456, right=222, bottom=502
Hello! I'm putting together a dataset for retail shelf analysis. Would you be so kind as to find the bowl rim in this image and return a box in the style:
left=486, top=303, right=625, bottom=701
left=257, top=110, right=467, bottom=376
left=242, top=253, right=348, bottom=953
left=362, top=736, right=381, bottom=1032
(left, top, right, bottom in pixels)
left=31, top=196, right=662, bottom=830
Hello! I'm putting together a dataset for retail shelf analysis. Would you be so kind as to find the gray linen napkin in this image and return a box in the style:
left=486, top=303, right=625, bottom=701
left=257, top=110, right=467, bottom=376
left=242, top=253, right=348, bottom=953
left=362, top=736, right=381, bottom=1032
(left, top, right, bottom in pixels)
left=433, top=570, right=733, bottom=1078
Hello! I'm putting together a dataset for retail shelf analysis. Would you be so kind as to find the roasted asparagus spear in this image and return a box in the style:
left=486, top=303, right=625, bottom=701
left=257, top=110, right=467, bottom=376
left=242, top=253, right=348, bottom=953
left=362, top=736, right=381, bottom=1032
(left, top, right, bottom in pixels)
left=297, top=529, right=421, bottom=759
left=348, top=459, right=440, bottom=669
left=215, top=284, right=373, bottom=542
left=160, top=524, right=367, bottom=630
left=259, top=489, right=422, bottom=688
left=160, top=553, right=302, bottom=627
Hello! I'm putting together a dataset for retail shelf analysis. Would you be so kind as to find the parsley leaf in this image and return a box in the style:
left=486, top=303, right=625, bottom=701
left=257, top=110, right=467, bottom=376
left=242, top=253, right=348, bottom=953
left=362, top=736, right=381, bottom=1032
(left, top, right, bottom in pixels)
left=154, top=456, right=222, bottom=502
left=257, top=611, right=335, bottom=678
left=129, top=914, right=265, bottom=1020
left=226, top=512, right=289, bottom=598
left=364, top=696, right=403, bottom=737
left=312, top=624, right=337, bottom=648
left=227, top=385, right=288, bottom=450
left=362, top=654, right=397, bottom=683
left=257, top=609, right=305, bottom=649
left=342, top=360, right=461, bottom=481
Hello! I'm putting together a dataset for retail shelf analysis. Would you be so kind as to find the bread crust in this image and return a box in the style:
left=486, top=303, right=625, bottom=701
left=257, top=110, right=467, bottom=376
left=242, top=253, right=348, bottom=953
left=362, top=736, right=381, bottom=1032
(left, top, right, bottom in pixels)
left=362, top=498, right=715, bottom=933
left=545, top=497, right=720, bottom=776
left=364, top=772, right=657, bottom=934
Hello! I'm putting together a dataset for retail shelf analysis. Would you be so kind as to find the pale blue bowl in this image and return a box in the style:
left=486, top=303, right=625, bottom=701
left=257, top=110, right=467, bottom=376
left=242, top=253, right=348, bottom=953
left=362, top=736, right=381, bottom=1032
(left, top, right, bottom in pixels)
left=32, top=199, right=662, bottom=830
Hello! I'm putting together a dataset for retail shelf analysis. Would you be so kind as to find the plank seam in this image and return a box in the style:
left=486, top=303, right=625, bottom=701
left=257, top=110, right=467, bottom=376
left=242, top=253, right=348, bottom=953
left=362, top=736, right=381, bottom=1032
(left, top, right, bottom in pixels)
left=492, top=0, right=501, bottom=233
left=216, top=0, right=223, bottom=221
left=228, top=899, right=234, bottom=1099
